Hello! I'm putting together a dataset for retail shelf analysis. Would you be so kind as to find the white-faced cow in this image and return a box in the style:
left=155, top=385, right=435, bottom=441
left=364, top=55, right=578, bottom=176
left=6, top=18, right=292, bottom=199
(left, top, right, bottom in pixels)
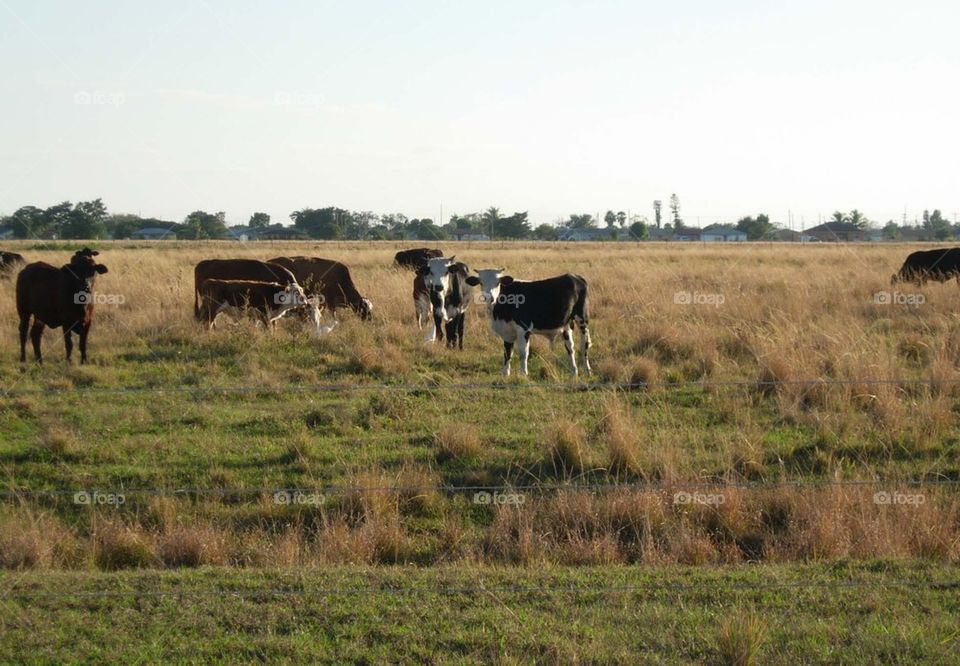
left=466, top=269, right=591, bottom=376
left=16, top=248, right=109, bottom=364
left=418, top=256, right=473, bottom=349
left=197, top=279, right=315, bottom=331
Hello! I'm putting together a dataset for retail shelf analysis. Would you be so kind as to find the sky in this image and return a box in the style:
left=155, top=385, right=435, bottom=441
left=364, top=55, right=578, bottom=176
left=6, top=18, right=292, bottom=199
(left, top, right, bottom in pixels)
left=1, top=0, right=958, bottom=229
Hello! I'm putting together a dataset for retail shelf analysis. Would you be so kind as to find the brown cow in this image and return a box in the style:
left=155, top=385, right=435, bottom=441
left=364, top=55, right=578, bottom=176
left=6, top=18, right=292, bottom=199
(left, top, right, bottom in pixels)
left=394, top=248, right=443, bottom=270
left=16, top=248, right=108, bottom=364
left=1, top=251, right=26, bottom=275
left=268, top=256, right=372, bottom=320
left=197, top=279, right=314, bottom=330
left=193, top=259, right=297, bottom=320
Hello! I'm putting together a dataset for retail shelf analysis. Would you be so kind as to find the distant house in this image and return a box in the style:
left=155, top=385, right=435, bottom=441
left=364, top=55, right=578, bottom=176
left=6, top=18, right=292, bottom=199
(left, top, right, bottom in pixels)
left=130, top=227, right=175, bottom=240
left=558, top=227, right=620, bottom=242
left=701, top=224, right=747, bottom=242
left=803, top=222, right=867, bottom=242
left=228, top=224, right=310, bottom=241
left=765, top=228, right=801, bottom=242
left=451, top=230, right=490, bottom=241
left=673, top=227, right=702, bottom=242
left=647, top=228, right=675, bottom=242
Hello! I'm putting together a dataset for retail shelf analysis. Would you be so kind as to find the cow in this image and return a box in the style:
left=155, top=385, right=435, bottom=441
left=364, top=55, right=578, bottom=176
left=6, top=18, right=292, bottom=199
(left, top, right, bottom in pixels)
left=16, top=248, right=109, bottom=364
left=267, top=256, right=372, bottom=321
left=466, top=269, right=591, bottom=376
left=193, top=259, right=297, bottom=320
left=891, top=248, right=960, bottom=285
left=197, top=279, right=315, bottom=331
left=413, top=272, right=430, bottom=330
left=0, top=251, right=26, bottom=275
left=394, top=248, right=443, bottom=271
left=418, top=256, right=473, bottom=349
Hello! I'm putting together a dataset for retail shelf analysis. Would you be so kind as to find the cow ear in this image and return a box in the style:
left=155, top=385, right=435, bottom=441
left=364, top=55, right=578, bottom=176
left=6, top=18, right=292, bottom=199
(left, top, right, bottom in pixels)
left=95, top=264, right=108, bottom=274
left=465, top=276, right=480, bottom=286
left=417, top=265, right=430, bottom=276
left=499, top=276, right=514, bottom=286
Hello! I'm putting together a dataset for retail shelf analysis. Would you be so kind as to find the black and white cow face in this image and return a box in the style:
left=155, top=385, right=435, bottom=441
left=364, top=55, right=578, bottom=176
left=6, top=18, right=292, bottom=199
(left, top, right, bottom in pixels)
left=419, top=256, right=457, bottom=298
left=466, top=268, right=507, bottom=306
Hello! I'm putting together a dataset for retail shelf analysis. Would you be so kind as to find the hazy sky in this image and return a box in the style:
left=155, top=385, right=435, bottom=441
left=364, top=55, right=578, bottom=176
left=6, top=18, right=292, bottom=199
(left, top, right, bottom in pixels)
left=1, top=0, right=958, bottom=228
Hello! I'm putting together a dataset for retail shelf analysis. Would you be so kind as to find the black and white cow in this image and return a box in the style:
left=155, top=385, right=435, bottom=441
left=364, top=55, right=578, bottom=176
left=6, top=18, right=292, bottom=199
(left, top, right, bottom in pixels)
left=466, top=269, right=591, bottom=376
left=417, top=256, right=472, bottom=349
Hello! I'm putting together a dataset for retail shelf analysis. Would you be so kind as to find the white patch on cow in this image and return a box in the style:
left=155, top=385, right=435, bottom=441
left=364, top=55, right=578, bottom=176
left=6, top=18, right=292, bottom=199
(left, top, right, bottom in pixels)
left=472, top=268, right=505, bottom=308
left=491, top=318, right=518, bottom=342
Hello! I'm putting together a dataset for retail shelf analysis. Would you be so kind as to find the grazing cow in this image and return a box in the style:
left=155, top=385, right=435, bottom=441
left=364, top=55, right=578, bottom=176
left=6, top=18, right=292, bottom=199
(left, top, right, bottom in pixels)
left=197, top=279, right=314, bottom=330
left=891, top=248, right=960, bottom=285
left=16, top=248, right=109, bottom=364
left=466, top=269, right=591, bottom=376
left=418, top=256, right=473, bottom=349
left=394, top=248, right=443, bottom=270
left=267, top=256, right=372, bottom=320
left=193, top=259, right=297, bottom=320
left=0, top=251, right=26, bottom=275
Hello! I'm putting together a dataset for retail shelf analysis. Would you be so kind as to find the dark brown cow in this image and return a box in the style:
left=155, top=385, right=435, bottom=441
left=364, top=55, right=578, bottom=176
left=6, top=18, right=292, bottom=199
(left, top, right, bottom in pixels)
left=193, top=259, right=297, bottom=320
left=197, top=279, right=312, bottom=330
left=16, top=248, right=108, bottom=364
left=394, top=248, right=443, bottom=270
left=1, top=251, right=26, bottom=275
left=268, top=256, right=372, bottom=320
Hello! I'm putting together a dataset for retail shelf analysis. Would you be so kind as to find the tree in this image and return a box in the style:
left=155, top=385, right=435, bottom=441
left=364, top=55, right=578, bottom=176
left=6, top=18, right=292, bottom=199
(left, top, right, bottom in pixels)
left=628, top=220, right=649, bottom=240
left=532, top=223, right=558, bottom=241
left=735, top=213, right=773, bottom=240
left=61, top=198, right=108, bottom=239
left=181, top=210, right=228, bottom=240
left=923, top=209, right=951, bottom=240
left=669, top=194, right=681, bottom=225
left=494, top=211, right=531, bottom=239
left=9, top=206, right=46, bottom=239
left=42, top=201, right=73, bottom=238
left=564, top=214, right=595, bottom=229
left=249, top=212, right=270, bottom=229
left=847, top=209, right=869, bottom=229
left=290, top=207, right=346, bottom=239
left=481, top=207, right=502, bottom=239
left=616, top=211, right=627, bottom=228
left=653, top=200, right=662, bottom=228
left=830, top=211, right=846, bottom=225
left=604, top=210, right=617, bottom=228
left=882, top=220, right=900, bottom=240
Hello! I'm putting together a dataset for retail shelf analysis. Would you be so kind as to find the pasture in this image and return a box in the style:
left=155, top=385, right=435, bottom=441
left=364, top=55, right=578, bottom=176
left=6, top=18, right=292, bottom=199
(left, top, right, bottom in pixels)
left=2, top=240, right=959, bottom=661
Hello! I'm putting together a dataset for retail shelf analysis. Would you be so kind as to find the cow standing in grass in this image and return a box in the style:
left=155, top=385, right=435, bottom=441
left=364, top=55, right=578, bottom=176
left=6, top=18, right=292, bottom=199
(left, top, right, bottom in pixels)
left=418, top=256, right=473, bottom=349
left=891, top=248, right=960, bottom=285
left=1, top=251, right=26, bottom=275
left=16, top=248, right=109, bottom=364
left=394, top=248, right=443, bottom=271
left=466, top=269, right=591, bottom=376
left=267, top=256, right=372, bottom=321
left=193, top=259, right=297, bottom=320
left=197, top=279, right=315, bottom=331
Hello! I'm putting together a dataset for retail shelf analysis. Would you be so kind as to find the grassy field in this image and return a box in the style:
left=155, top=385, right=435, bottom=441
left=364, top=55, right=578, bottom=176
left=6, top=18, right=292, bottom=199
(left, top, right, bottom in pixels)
left=1, top=240, right=959, bottom=661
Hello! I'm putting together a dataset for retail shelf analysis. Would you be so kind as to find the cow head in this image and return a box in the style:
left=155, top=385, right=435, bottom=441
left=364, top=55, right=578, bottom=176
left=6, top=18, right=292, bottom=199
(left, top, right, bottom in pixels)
left=358, top=298, right=373, bottom=320
left=276, top=282, right=309, bottom=308
left=66, top=251, right=108, bottom=293
left=466, top=268, right=509, bottom=306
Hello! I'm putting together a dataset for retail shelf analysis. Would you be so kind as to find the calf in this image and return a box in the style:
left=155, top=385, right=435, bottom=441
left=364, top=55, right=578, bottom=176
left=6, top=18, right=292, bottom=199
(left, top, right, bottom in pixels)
left=194, top=259, right=297, bottom=320
left=418, top=256, right=472, bottom=349
left=268, top=256, right=372, bottom=320
left=16, top=248, right=109, bottom=364
left=394, top=247, right=443, bottom=271
left=1, top=251, right=26, bottom=275
left=466, top=269, right=591, bottom=376
left=197, top=279, right=313, bottom=330
left=891, top=248, right=960, bottom=285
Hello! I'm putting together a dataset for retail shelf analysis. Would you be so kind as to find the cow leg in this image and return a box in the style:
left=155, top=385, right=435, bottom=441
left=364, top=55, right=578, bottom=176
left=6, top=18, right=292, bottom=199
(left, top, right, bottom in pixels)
left=433, top=314, right=444, bottom=344
left=577, top=317, right=592, bottom=375
left=78, top=323, right=91, bottom=364
left=63, top=328, right=74, bottom=363
left=563, top=327, right=578, bottom=376
left=517, top=331, right=531, bottom=376
left=502, top=341, right=514, bottom=376
left=19, top=315, right=29, bottom=363
left=457, top=313, right=465, bottom=350
left=29, top=321, right=45, bottom=364
left=445, top=319, right=457, bottom=349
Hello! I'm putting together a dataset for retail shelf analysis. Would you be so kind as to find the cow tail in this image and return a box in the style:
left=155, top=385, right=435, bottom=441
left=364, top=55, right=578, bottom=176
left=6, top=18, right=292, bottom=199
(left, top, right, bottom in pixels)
left=572, top=275, right=590, bottom=339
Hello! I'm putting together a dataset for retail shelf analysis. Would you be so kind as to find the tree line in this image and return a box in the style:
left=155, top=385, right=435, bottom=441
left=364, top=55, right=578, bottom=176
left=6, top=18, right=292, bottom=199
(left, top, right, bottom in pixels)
left=1, top=198, right=956, bottom=241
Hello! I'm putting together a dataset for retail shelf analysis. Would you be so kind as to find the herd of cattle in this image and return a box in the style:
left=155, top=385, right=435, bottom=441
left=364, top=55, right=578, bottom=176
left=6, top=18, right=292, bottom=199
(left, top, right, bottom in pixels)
left=3, top=246, right=592, bottom=376
left=3, top=245, right=960, bottom=375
